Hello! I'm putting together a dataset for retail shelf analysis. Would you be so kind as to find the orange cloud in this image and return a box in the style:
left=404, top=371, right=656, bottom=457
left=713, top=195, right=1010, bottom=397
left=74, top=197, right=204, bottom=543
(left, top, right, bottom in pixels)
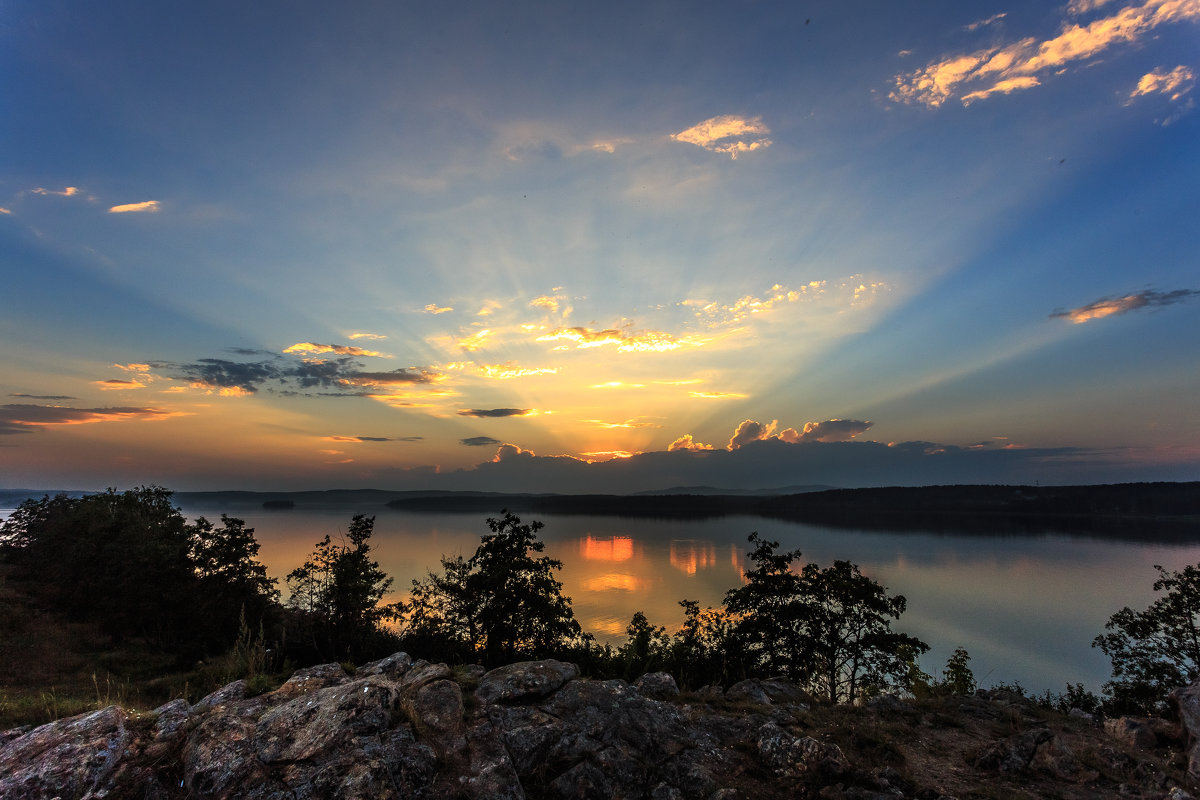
left=590, top=381, right=646, bottom=389
left=537, top=326, right=702, bottom=353
left=585, top=418, right=660, bottom=429
left=33, top=186, right=79, bottom=197
left=891, top=0, right=1200, bottom=107
left=689, top=391, right=747, bottom=399
left=0, top=403, right=182, bottom=434
left=92, top=379, right=145, bottom=390
left=455, top=329, right=493, bottom=351
left=1050, top=288, right=1200, bottom=323
left=671, top=115, right=772, bottom=159
left=283, top=342, right=387, bottom=357
left=668, top=434, right=714, bottom=451
left=1129, top=65, right=1195, bottom=101
left=109, top=200, right=160, bottom=213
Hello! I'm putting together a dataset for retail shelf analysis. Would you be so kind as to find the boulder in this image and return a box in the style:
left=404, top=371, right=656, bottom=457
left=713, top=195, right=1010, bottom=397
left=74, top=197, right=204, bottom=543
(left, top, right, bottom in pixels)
left=757, top=721, right=850, bottom=779
left=0, top=705, right=133, bottom=800
left=634, top=671, right=680, bottom=699
left=1173, top=682, right=1200, bottom=780
left=726, top=679, right=772, bottom=705
left=476, top=659, right=580, bottom=705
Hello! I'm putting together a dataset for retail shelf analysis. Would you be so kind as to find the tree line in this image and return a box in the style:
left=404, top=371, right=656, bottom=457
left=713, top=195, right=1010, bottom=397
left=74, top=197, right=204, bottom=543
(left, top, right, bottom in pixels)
left=1, top=486, right=1195, bottom=713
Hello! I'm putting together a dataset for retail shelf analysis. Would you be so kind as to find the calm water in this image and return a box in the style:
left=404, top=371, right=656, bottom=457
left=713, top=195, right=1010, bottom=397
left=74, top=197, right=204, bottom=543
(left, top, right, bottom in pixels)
left=7, top=502, right=1200, bottom=694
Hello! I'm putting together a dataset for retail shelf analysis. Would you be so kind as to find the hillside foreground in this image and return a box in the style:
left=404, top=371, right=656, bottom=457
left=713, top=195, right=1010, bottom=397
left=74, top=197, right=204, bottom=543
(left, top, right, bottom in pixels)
left=3, top=655, right=1200, bottom=800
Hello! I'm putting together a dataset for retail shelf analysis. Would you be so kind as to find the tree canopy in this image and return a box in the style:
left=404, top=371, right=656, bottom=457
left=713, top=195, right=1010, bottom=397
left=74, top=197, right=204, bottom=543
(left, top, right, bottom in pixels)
left=0, top=487, right=277, bottom=655
left=285, top=514, right=399, bottom=662
left=1094, top=563, right=1200, bottom=714
left=403, top=512, right=584, bottom=666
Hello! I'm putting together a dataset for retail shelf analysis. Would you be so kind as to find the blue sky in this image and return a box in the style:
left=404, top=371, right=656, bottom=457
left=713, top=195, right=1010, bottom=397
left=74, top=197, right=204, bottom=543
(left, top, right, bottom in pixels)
left=2, top=0, right=1198, bottom=492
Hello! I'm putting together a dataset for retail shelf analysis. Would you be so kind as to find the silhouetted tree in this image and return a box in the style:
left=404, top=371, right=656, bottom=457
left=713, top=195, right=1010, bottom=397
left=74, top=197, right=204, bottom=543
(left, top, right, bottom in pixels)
left=403, top=512, right=583, bottom=666
left=286, top=514, right=399, bottom=661
left=1094, top=563, right=1200, bottom=714
left=189, top=514, right=279, bottom=648
left=0, top=487, right=277, bottom=657
left=724, top=533, right=927, bottom=702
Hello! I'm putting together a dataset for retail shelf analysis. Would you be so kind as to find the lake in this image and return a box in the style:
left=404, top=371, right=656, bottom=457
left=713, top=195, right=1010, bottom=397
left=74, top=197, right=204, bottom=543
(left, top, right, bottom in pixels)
left=7, top=500, right=1199, bottom=695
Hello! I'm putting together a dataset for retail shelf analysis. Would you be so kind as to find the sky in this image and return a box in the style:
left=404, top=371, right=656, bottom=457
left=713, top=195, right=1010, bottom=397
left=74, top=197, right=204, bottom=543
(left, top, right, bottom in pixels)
left=1, top=0, right=1198, bottom=493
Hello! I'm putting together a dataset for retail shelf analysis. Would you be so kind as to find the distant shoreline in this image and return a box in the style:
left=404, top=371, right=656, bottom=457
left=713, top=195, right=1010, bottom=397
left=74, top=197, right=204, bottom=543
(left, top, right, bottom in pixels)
left=7, top=482, right=1198, bottom=538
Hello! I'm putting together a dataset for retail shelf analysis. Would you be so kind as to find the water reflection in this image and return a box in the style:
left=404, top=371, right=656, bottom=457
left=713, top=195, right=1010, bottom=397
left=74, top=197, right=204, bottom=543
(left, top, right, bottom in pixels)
left=170, top=504, right=1200, bottom=694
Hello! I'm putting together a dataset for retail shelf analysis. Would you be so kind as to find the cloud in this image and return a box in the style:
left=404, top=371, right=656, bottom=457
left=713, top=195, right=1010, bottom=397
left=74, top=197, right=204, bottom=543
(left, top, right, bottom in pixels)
left=477, top=300, right=503, bottom=317
left=0, top=403, right=178, bottom=434
left=347, top=332, right=388, bottom=340
left=537, top=326, right=702, bottom=353
left=455, top=329, right=493, bottom=351
left=729, top=419, right=777, bottom=450
left=891, top=0, right=1200, bottom=107
left=689, top=391, right=748, bottom=399
left=670, top=114, right=772, bottom=159
left=108, top=200, right=160, bottom=213
left=461, top=436, right=502, bottom=447
left=1129, top=65, right=1196, bottom=101
left=33, top=186, right=79, bottom=197
left=92, top=379, right=146, bottom=390
left=585, top=418, right=661, bottom=430
left=591, top=381, right=646, bottom=389
left=283, top=342, right=387, bottom=357
left=457, top=408, right=533, bottom=418
left=0, top=207, right=11, bottom=215
left=492, top=443, right=536, bottom=462
left=962, top=76, right=1042, bottom=104
left=529, top=295, right=561, bottom=312
left=965, top=12, right=1007, bottom=31
left=1050, top=288, right=1200, bottom=323
left=1068, top=0, right=1119, bottom=14
left=424, top=304, right=453, bottom=315
left=668, top=434, right=714, bottom=452
left=9, top=393, right=76, bottom=400
left=324, top=435, right=420, bottom=443
left=150, top=353, right=440, bottom=394
left=777, top=419, right=874, bottom=443
left=475, top=363, right=557, bottom=379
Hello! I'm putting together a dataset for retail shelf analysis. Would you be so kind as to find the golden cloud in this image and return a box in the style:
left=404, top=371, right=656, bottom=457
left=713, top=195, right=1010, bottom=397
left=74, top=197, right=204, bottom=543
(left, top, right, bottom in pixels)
left=689, top=391, right=747, bottom=399
left=537, top=326, right=703, bottom=353
left=92, top=379, right=146, bottom=391
left=456, top=329, right=493, bottom=352
left=585, top=418, right=661, bottom=429
left=0, top=207, right=12, bottom=215
left=33, top=186, right=79, bottom=197
left=590, top=381, right=646, bottom=389
left=1129, top=65, right=1195, bottom=101
left=283, top=342, right=387, bottom=357
left=424, top=304, right=453, bottom=314
left=0, top=403, right=183, bottom=434
left=667, top=434, right=714, bottom=451
left=891, top=0, right=1200, bottom=107
left=1051, top=288, right=1200, bottom=323
left=475, top=363, right=557, bottom=379
left=347, top=332, right=388, bottom=340
left=671, top=115, right=772, bottom=160
left=108, top=200, right=160, bottom=213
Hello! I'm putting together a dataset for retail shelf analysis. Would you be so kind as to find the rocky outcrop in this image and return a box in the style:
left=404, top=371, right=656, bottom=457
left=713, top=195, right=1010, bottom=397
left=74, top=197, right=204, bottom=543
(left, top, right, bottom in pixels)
left=2, top=656, right=1197, bottom=799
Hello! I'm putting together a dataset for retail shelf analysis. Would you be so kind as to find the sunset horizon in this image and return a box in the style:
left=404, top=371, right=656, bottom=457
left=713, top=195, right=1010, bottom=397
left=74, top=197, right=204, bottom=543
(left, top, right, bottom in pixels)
left=3, top=1, right=1197, bottom=493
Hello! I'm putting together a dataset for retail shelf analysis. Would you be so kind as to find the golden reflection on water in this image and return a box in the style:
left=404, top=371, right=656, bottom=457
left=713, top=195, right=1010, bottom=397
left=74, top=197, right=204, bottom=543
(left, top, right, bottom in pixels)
left=581, top=535, right=634, bottom=561
left=669, top=539, right=716, bottom=575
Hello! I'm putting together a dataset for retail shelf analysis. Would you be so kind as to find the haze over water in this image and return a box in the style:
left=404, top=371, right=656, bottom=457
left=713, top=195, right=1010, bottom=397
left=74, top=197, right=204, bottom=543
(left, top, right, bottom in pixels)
left=177, top=503, right=1200, bottom=696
